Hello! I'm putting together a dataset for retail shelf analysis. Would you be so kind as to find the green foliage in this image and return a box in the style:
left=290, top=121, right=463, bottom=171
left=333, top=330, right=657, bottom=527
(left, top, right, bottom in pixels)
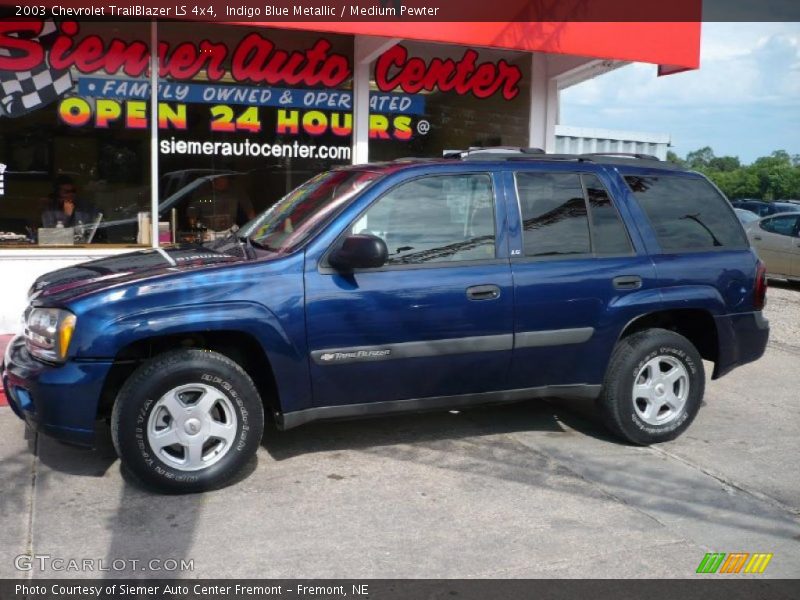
left=685, top=146, right=715, bottom=169
left=708, top=156, right=740, bottom=172
left=674, top=148, right=800, bottom=200
left=666, top=150, right=685, bottom=167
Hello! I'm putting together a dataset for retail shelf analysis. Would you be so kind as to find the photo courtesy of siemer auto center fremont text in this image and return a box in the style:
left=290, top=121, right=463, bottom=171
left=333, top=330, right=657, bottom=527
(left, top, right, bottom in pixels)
left=0, top=0, right=798, bottom=596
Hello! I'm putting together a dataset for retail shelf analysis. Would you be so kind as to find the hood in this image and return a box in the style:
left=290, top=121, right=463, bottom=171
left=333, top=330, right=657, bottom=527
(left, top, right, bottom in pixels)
left=29, top=244, right=246, bottom=305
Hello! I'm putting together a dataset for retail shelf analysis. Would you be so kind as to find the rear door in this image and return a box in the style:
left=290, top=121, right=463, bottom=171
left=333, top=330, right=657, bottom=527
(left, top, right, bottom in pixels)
left=504, top=167, right=658, bottom=389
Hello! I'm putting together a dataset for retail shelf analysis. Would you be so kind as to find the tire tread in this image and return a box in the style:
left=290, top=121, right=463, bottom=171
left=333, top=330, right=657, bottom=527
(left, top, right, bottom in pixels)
left=598, top=328, right=704, bottom=445
left=111, top=348, right=264, bottom=493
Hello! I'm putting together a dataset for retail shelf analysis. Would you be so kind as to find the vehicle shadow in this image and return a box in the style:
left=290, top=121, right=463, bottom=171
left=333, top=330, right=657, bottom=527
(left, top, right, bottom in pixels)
left=33, top=424, right=117, bottom=477
left=261, top=397, right=618, bottom=461
left=261, top=397, right=799, bottom=544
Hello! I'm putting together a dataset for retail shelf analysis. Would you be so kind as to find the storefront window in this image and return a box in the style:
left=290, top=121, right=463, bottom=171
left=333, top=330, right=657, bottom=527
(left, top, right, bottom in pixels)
left=155, top=23, right=354, bottom=244
left=1, top=22, right=531, bottom=250
left=0, top=19, right=151, bottom=247
left=367, top=41, right=531, bottom=161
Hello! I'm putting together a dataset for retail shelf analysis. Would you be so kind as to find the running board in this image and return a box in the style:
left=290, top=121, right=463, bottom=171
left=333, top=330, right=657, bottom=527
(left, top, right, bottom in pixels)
left=277, top=384, right=602, bottom=430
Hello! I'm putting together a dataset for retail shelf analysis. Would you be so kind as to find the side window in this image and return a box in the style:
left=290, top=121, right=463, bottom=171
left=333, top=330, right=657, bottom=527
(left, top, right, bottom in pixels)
left=582, top=174, right=633, bottom=255
left=515, top=172, right=591, bottom=257
left=624, top=175, right=748, bottom=251
left=351, top=174, right=496, bottom=265
left=760, top=215, right=799, bottom=237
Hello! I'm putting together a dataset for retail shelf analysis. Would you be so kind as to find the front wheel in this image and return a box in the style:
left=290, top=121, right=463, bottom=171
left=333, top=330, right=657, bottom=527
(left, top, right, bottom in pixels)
left=111, top=349, right=264, bottom=493
left=598, top=328, right=705, bottom=445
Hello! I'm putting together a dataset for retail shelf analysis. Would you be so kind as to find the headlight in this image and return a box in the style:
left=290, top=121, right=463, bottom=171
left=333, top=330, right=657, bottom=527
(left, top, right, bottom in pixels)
left=24, top=308, right=77, bottom=363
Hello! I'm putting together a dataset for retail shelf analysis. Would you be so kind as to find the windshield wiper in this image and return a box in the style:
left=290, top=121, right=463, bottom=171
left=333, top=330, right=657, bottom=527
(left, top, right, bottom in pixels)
left=238, top=235, right=277, bottom=253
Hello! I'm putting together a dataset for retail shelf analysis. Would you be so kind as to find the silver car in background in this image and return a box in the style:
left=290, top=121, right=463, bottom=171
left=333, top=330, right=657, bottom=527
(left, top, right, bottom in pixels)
left=746, top=212, right=800, bottom=281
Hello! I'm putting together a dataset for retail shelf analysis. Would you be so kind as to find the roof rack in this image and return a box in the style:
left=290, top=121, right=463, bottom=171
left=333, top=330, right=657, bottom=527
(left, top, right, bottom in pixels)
left=440, top=147, right=684, bottom=170
left=444, top=147, right=546, bottom=160
left=581, top=152, right=662, bottom=161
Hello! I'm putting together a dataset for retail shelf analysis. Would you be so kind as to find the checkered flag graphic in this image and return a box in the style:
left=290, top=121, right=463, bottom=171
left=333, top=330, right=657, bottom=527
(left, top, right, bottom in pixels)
left=0, top=20, right=74, bottom=118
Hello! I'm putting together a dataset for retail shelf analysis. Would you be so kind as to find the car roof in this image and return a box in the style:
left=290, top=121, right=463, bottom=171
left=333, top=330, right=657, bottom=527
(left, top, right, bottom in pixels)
left=341, top=151, right=688, bottom=177
left=757, top=211, right=800, bottom=219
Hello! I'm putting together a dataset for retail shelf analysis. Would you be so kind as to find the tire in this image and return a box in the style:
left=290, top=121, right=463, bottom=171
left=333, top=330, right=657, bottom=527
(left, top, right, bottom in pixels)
left=111, top=349, right=264, bottom=493
left=598, top=328, right=705, bottom=445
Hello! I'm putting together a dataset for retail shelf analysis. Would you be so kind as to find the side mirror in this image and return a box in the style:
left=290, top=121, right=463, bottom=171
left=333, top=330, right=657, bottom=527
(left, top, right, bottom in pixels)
left=328, top=234, right=388, bottom=271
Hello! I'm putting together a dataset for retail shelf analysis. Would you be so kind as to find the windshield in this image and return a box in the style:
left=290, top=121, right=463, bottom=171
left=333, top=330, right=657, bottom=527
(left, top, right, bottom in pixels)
left=234, top=169, right=380, bottom=254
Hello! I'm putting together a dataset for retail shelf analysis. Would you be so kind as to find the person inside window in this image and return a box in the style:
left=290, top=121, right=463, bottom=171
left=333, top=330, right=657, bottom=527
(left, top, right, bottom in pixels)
left=41, top=175, right=93, bottom=229
left=186, top=174, right=256, bottom=232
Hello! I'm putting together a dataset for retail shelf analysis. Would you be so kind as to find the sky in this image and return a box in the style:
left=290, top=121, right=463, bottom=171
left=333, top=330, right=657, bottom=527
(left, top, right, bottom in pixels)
left=559, top=23, right=800, bottom=164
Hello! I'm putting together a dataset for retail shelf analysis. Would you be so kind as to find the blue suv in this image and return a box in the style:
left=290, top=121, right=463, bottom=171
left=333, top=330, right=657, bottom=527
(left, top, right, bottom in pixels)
left=2, top=151, right=770, bottom=492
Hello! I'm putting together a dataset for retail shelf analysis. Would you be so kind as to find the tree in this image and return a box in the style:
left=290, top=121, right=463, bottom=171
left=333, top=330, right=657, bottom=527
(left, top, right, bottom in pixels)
left=685, top=146, right=715, bottom=169
left=673, top=147, right=800, bottom=200
left=708, top=156, right=740, bottom=172
left=666, top=150, right=685, bottom=166
left=752, top=150, right=797, bottom=199
left=768, top=150, right=792, bottom=165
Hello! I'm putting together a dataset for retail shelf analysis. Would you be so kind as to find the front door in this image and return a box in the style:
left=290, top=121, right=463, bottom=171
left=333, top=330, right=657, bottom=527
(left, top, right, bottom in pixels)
left=304, top=172, right=514, bottom=407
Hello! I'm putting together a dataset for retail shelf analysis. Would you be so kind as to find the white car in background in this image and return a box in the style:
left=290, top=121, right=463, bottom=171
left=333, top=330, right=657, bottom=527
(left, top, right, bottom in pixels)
left=734, top=208, right=759, bottom=225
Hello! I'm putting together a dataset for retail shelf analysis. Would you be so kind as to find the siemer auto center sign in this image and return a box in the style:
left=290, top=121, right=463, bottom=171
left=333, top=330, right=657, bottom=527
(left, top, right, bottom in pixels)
left=0, top=19, right=523, bottom=153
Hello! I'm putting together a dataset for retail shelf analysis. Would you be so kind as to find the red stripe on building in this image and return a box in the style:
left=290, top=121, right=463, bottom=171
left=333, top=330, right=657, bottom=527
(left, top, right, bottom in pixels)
left=0, top=335, right=12, bottom=406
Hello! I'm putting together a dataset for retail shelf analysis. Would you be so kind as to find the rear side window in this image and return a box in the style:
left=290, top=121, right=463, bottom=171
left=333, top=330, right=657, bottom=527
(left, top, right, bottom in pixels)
left=516, top=173, right=591, bottom=257
left=624, top=175, right=747, bottom=251
left=514, top=172, right=633, bottom=257
left=760, top=215, right=799, bottom=236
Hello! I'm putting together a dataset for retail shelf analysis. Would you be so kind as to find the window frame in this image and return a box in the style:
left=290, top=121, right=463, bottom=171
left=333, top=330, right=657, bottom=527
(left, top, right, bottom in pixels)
left=511, top=170, right=635, bottom=262
left=319, top=171, right=503, bottom=273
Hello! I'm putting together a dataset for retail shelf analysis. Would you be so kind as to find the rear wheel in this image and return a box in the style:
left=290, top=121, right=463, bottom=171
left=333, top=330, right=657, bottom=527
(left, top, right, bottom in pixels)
left=111, top=349, right=264, bottom=493
left=598, top=328, right=705, bottom=445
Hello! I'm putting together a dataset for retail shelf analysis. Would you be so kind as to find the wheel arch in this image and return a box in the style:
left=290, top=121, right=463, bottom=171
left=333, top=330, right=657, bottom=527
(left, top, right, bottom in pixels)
left=97, top=329, right=283, bottom=422
left=617, top=308, right=719, bottom=368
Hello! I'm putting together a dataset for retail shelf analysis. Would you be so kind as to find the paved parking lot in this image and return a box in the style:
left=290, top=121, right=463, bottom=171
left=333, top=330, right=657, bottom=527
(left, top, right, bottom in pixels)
left=1, top=285, right=799, bottom=579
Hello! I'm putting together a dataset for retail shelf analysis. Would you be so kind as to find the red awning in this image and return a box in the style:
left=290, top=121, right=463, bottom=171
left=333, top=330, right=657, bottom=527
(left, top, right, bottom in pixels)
left=253, top=21, right=701, bottom=72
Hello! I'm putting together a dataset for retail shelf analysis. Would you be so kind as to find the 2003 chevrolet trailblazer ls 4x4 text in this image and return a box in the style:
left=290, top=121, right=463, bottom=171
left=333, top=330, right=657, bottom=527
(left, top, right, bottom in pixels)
left=2, top=150, right=769, bottom=492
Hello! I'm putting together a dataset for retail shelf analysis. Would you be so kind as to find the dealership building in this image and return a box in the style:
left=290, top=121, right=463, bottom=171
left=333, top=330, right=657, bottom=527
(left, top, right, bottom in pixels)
left=0, top=14, right=700, bottom=333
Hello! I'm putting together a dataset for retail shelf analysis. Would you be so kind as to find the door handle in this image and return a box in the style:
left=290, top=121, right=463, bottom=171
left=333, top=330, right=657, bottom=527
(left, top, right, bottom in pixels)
left=753, top=236, right=762, bottom=241
left=613, top=275, right=642, bottom=290
left=466, top=284, right=501, bottom=300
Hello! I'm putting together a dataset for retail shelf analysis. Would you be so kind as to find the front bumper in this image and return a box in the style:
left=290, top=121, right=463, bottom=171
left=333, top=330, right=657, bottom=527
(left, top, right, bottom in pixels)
left=712, top=311, right=770, bottom=379
left=1, top=336, right=112, bottom=446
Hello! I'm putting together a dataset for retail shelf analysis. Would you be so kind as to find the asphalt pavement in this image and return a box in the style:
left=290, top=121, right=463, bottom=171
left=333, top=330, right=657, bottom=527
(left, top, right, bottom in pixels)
left=1, top=286, right=799, bottom=579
